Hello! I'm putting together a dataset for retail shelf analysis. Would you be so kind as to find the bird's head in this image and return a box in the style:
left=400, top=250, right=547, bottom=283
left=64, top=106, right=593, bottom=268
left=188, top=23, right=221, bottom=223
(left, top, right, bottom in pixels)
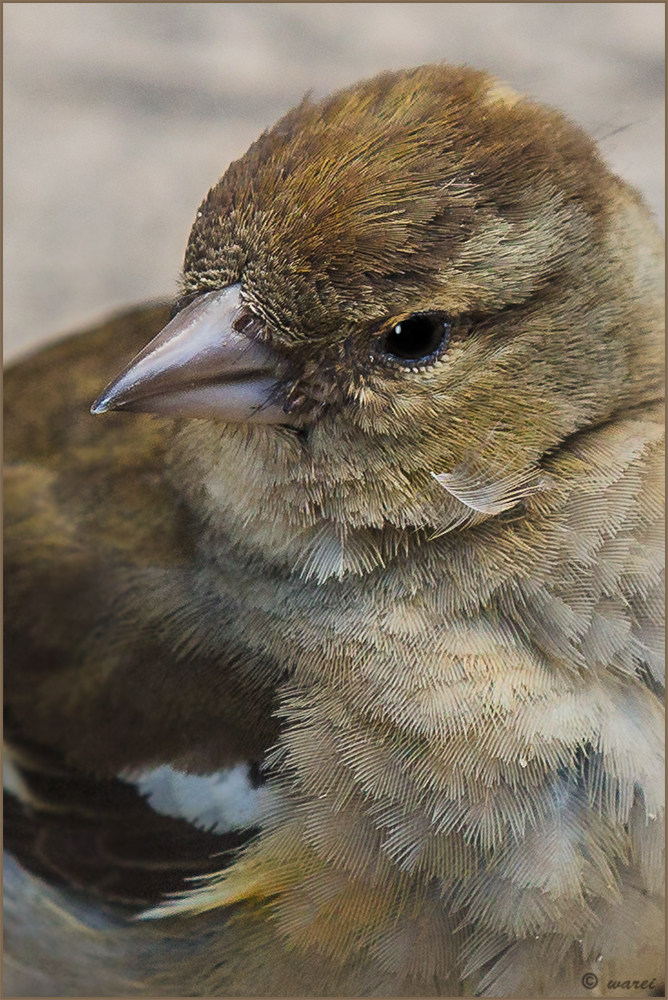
left=93, top=65, right=664, bottom=578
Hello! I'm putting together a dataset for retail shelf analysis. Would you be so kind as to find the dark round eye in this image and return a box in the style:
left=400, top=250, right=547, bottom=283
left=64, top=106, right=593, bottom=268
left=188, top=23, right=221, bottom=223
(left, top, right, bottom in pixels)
left=382, top=313, right=451, bottom=363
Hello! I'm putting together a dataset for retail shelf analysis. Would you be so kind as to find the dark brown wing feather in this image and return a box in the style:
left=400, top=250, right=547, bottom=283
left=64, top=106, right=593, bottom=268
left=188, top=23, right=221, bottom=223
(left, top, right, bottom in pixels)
left=4, top=732, right=255, bottom=910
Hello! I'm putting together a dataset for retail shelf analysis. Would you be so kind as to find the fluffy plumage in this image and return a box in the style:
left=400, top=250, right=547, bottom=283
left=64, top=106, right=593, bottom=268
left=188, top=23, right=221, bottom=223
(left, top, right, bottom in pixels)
left=4, top=64, right=664, bottom=997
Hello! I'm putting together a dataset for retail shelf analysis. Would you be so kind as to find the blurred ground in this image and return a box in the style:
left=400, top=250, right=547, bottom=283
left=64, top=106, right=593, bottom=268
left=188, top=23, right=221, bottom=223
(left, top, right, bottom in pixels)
left=4, top=2, right=665, bottom=360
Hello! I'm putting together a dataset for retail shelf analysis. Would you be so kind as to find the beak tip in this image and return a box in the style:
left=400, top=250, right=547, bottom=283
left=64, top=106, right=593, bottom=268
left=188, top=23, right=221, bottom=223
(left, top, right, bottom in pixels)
left=90, top=394, right=113, bottom=415
left=89, top=286, right=284, bottom=423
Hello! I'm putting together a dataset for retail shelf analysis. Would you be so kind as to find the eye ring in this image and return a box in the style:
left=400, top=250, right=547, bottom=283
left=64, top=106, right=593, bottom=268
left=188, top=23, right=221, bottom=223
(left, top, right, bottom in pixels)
left=377, top=312, right=452, bottom=366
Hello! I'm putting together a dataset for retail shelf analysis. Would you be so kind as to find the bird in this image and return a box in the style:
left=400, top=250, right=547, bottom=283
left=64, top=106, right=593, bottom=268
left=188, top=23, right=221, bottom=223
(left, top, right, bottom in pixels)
left=3, top=63, right=664, bottom=998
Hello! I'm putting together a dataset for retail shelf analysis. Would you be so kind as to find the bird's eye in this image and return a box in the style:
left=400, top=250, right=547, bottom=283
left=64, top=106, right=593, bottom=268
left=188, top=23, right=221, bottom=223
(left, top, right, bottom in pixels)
left=381, top=313, right=451, bottom=364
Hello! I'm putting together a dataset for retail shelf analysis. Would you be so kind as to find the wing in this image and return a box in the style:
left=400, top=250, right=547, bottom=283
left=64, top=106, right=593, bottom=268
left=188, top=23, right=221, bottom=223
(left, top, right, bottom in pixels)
left=4, top=303, right=279, bottom=777
left=4, top=728, right=257, bottom=910
left=4, top=303, right=280, bottom=924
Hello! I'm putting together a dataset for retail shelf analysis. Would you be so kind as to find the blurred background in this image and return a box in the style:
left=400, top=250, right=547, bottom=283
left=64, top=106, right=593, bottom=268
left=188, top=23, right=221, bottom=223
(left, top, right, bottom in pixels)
left=4, top=2, right=665, bottom=360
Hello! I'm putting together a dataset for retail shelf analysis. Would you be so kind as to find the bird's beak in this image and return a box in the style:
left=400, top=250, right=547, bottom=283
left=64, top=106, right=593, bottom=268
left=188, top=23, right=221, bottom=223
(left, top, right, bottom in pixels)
left=91, top=284, right=286, bottom=423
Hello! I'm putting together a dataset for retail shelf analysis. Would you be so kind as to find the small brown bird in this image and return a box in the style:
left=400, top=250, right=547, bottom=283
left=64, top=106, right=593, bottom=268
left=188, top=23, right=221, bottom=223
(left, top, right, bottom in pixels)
left=4, top=65, right=664, bottom=997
